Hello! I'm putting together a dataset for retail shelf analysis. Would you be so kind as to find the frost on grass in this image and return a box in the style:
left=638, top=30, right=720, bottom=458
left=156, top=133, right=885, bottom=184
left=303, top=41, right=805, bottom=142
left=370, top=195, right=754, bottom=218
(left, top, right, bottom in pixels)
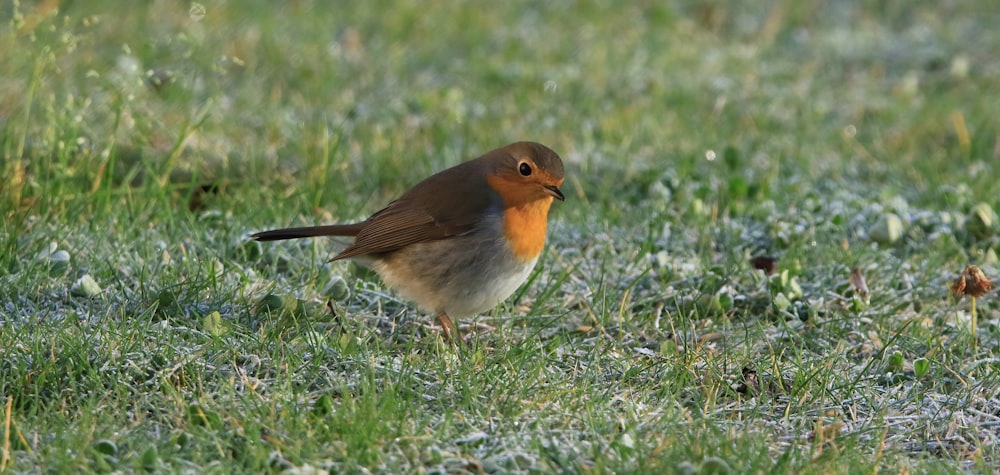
left=534, top=175, right=1000, bottom=466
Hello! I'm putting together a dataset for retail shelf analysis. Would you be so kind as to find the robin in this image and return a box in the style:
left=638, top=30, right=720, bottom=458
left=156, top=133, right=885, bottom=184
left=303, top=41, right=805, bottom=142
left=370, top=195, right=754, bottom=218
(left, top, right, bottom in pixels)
left=252, top=141, right=565, bottom=341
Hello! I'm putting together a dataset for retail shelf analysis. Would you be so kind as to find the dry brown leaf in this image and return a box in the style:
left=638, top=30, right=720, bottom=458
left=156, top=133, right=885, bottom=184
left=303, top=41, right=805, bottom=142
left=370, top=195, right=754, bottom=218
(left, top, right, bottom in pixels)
left=951, top=264, right=993, bottom=298
left=850, top=267, right=870, bottom=298
left=750, top=256, right=778, bottom=275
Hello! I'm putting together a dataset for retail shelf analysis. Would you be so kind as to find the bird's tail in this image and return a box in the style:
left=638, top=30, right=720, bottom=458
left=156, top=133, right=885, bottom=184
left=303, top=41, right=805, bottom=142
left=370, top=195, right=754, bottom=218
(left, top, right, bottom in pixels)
left=250, top=223, right=364, bottom=241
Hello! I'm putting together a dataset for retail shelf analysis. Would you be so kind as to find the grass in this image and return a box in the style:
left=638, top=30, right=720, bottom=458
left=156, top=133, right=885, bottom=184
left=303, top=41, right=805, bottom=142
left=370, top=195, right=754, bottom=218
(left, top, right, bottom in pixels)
left=2, top=0, right=1000, bottom=473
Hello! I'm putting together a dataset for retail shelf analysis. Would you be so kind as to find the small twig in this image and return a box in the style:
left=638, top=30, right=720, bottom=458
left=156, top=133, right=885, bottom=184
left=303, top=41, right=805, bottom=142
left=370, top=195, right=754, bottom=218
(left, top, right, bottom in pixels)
left=971, top=296, right=978, bottom=350
left=2, top=395, right=12, bottom=471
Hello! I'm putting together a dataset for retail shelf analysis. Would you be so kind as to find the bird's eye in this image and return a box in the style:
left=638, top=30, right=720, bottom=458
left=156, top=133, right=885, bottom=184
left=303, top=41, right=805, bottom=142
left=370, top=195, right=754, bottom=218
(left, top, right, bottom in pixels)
left=519, top=162, right=532, bottom=176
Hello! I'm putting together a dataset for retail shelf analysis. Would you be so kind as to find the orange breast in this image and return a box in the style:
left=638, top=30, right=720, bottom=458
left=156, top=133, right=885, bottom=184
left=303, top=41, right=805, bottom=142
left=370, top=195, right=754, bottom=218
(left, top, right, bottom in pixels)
left=502, top=199, right=553, bottom=261
left=486, top=175, right=554, bottom=262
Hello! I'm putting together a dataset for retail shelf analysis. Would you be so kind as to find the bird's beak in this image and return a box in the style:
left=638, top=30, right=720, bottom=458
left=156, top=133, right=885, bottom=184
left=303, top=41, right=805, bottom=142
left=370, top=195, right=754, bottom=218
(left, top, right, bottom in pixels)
left=545, top=184, right=565, bottom=201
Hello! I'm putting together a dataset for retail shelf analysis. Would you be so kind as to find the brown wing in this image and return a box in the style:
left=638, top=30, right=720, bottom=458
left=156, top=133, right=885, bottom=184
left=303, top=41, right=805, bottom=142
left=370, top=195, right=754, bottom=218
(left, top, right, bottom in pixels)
left=332, top=156, right=503, bottom=260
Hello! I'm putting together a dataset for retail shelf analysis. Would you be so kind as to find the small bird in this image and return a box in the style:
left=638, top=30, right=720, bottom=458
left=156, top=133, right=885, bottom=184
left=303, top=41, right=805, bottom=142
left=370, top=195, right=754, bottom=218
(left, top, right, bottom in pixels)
left=252, top=141, right=565, bottom=341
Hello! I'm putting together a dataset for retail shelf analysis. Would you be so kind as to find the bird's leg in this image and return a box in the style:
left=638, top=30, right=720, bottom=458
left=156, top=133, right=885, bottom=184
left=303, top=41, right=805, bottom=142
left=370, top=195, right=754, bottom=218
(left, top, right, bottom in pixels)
left=436, top=312, right=461, bottom=342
